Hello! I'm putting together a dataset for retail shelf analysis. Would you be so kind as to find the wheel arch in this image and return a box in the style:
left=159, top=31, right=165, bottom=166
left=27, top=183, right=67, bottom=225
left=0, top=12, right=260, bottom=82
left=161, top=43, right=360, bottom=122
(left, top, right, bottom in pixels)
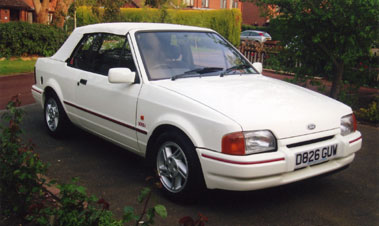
left=43, top=84, right=65, bottom=110
left=43, top=85, right=71, bottom=122
left=145, top=124, right=197, bottom=166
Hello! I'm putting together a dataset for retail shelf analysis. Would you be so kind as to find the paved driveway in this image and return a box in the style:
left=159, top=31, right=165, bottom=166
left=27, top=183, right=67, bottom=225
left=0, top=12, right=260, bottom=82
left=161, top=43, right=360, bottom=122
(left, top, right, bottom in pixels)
left=14, top=104, right=378, bottom=226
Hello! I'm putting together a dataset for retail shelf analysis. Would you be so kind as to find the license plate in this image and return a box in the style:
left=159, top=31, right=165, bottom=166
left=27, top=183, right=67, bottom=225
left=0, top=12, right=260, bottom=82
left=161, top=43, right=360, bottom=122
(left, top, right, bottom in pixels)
left=295, top=144, right=338, bottom=169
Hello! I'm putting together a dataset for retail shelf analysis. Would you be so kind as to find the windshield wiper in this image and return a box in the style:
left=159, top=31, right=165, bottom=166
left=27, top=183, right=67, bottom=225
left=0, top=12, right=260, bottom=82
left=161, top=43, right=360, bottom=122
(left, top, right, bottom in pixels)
left=171, top=67, right=223, bottom=81
left=220, top=64, right=252, bottom=77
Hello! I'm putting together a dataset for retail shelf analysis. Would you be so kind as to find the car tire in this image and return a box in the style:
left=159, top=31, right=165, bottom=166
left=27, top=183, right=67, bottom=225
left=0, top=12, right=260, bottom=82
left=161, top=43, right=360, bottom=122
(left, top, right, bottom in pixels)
left=154, top=130, right=205, bottom=201
left=44, top=93, right=70, bottom=137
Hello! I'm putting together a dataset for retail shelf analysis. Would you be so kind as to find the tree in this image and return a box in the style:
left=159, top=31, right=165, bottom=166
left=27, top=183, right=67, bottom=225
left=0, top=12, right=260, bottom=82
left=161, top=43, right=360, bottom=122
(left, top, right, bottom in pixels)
left=53, top=0, right=75, bottom=28
left=99, top=0, right=126, bottom=22
left=254, top=0, right=378, bottom=98
left=32, top=0, right=50, bottom=24
left=33, top=0, right=74, bottom=27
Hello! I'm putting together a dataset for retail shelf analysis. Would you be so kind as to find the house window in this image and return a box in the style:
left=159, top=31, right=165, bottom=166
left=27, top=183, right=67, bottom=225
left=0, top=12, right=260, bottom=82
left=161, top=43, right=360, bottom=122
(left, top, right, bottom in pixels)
left=185, top=0, right=194, bottom=7
left=220, top=0, right=227, bottom=8
left=233, top=0, right=238, bottom=8
left=202, top=0, right=209, bottom=8
left=27, top=12, right=33, bottom=23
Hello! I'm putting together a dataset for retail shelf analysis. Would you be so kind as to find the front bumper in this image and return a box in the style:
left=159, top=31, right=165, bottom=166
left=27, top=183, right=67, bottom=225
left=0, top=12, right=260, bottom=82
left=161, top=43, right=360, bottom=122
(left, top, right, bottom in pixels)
left=198, top=129, right=362, bottom=191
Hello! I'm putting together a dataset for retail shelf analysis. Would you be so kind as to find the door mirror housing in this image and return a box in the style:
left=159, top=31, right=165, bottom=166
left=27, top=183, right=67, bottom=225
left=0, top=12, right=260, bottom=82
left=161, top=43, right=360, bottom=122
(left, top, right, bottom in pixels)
left=252, top=62, right=263, bottom=74
left=108, top=68, right=136, bottom=84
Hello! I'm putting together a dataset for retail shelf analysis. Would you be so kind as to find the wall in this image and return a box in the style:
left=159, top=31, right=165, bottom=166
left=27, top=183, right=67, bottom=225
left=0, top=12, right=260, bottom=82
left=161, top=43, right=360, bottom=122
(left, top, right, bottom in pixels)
left=187, top=0, right=242, bottom=10
left=0, top=9, right=10, bottom=23
left=241, top=2, right=267, bottom=26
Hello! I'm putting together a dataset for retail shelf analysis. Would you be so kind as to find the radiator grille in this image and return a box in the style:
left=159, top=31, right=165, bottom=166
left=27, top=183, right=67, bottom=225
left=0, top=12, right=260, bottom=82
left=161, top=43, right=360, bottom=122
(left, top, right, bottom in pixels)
left=287, top=135, right=334, bottom=149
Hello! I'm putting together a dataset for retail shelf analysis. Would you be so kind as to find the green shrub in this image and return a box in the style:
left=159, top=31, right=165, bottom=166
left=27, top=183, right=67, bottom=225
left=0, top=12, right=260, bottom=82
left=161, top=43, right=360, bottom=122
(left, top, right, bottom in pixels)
left=0, top=97, right=48, bottom=218
left=29, top=177, right=123, bottom=226
left=242, top=24, right=268, bottom=32
left=76, top=7, right=242, bottom=46
left=0, top=22, right=68, bottom=58
left=1, top=98, right=167, bottom=225
left=355, top=100, right=379, bottom=124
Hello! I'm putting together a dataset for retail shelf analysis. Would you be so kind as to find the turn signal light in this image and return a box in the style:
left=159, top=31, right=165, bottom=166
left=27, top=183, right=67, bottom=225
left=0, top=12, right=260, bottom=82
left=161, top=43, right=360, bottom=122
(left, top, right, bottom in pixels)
left=222, top=132, right=245, bottom=155
left=352, top=113, right=357, bottom=131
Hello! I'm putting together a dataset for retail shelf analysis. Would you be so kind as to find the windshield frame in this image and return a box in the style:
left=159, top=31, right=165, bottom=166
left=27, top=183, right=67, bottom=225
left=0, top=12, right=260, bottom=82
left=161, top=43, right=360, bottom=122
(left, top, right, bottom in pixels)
left=134, top=30, right=257, bottom=81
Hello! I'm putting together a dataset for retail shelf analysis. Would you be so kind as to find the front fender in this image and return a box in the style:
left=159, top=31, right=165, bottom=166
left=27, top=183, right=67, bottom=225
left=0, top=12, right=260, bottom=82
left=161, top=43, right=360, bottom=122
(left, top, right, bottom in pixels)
left=151, top=113, right=205, bottom=148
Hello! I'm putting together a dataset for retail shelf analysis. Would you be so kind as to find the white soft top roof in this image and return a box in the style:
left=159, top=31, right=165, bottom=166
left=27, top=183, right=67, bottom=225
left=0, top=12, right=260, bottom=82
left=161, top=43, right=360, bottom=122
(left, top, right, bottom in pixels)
left=51, top=22, right=213, bottom=62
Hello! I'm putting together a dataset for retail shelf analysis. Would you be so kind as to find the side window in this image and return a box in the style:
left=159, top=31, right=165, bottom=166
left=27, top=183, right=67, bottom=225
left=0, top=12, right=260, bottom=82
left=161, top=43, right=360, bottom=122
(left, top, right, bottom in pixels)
left=68, top=33, right=102, bottom=72
left=68, top=33, right=137, bottom=76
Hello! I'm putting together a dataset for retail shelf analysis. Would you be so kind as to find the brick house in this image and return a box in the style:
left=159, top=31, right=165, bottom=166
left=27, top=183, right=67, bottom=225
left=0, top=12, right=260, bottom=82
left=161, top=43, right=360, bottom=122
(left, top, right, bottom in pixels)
left=241, top=2, right=269, bottom=26
left=123, top=0, right=268, bottom=25
left=0, top=0, right=57, bottom=24
left=181, top=0, right=271, bottom=26
left=123, top=0, right=142, bottom=8
left=183, top=0, right=241, bottom=10
left=0, top=0, right=34, bottom=23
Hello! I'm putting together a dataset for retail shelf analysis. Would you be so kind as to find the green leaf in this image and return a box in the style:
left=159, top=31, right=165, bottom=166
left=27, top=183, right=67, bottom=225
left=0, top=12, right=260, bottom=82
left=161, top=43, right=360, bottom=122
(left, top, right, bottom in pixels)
left=76, top=185, right=86, bottom=195
left=154, top=204, right=167, bottom=218
left=13, top=169, right=21, bottom=175
left=71, top=177, right=79, bottom=183
left=122, top=206, right=136, bottom=222
left=138, top=187, right=151, bottom=203
left=146, top=208, right=155, bottom=224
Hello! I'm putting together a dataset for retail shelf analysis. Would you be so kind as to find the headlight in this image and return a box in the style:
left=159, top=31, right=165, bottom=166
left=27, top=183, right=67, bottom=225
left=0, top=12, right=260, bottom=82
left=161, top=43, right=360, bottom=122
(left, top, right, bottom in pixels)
left=340, top=114, right=357, bottom=136
left=244, top=130, right=277, bottom=154
left=222, top=130, right=277, bottom=155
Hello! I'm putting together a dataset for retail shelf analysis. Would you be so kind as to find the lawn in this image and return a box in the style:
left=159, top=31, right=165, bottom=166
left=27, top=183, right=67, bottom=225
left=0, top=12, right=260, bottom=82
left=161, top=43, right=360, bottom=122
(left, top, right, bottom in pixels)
left=0, top=59, right=36, bottom=76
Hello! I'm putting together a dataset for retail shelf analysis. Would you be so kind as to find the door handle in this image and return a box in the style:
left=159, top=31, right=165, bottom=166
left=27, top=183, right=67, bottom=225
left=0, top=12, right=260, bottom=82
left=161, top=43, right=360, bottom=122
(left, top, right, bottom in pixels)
left=77, top=79, right=87, bottom=86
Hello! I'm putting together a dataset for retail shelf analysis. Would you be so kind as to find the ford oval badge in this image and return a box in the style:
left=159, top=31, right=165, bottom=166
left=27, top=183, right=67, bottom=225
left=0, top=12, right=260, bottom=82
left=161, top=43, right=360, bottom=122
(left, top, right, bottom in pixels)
left=307, top=123, right=316, bottom=130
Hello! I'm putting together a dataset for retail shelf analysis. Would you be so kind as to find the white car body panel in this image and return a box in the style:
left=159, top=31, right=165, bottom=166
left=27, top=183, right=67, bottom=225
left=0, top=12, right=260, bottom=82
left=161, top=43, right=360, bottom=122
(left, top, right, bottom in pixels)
left=31, top=23, right=362, bottom=192
left=65, top=66, right=142, bottom=153
left=155, top=75, right=351, bottom=139
left=136, top=82, right=242, bottom=153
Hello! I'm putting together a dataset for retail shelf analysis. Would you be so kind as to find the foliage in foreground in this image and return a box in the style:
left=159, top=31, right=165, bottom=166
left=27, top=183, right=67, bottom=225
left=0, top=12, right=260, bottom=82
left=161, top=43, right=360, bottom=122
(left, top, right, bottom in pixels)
left=0, top=97, right=48, bottom=218
left=0, top=97, right=167, bottom=225
left=255, top=0, right=378, bottom=98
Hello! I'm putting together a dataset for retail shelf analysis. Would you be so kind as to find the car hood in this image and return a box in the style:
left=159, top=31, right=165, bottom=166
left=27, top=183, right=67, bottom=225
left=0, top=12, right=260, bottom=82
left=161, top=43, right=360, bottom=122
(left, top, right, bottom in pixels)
left=154, top=75, right=351, bottom=139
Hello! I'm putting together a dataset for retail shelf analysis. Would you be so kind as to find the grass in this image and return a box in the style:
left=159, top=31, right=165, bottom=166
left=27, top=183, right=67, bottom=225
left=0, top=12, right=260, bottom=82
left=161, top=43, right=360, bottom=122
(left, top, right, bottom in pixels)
left=0, top=59, right=36, bottom=76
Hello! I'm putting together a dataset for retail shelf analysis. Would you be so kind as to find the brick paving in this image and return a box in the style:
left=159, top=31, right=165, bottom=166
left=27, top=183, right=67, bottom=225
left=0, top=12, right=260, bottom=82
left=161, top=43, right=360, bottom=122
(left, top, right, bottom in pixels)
left=0, top=73, right=35, bottom=110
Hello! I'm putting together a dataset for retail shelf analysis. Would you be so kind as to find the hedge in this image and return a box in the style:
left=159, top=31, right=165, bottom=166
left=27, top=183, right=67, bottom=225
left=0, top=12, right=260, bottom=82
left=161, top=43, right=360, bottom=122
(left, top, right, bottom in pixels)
left=0, top=22, right=68, bottom=58
left=76, top=7, right=242, bottom=46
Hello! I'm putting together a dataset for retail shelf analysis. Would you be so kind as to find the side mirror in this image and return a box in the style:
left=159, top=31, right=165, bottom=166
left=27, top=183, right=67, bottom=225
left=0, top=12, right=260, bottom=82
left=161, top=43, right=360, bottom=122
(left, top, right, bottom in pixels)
left=108, top=68, right=136, bottom=84
left=252, top=62, right=263, bottom=74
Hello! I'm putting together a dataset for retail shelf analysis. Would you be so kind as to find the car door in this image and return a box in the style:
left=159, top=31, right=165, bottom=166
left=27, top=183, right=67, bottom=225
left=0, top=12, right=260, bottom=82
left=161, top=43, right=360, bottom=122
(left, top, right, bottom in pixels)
left=240, top=31, right=249, bottom=41
left=65, top=33, right=142, bottom=153
left=249, top=32, right=258, bottom=41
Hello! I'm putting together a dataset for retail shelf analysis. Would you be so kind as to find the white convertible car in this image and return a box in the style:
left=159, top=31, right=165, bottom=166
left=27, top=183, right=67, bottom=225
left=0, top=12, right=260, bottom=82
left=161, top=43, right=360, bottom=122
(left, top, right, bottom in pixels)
left=32, top=23, right=362, bottom=199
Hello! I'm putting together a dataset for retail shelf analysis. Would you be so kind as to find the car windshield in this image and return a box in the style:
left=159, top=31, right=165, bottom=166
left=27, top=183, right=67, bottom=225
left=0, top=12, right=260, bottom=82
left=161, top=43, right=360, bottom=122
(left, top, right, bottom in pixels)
left=136, top=31, right=257, bottom=80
